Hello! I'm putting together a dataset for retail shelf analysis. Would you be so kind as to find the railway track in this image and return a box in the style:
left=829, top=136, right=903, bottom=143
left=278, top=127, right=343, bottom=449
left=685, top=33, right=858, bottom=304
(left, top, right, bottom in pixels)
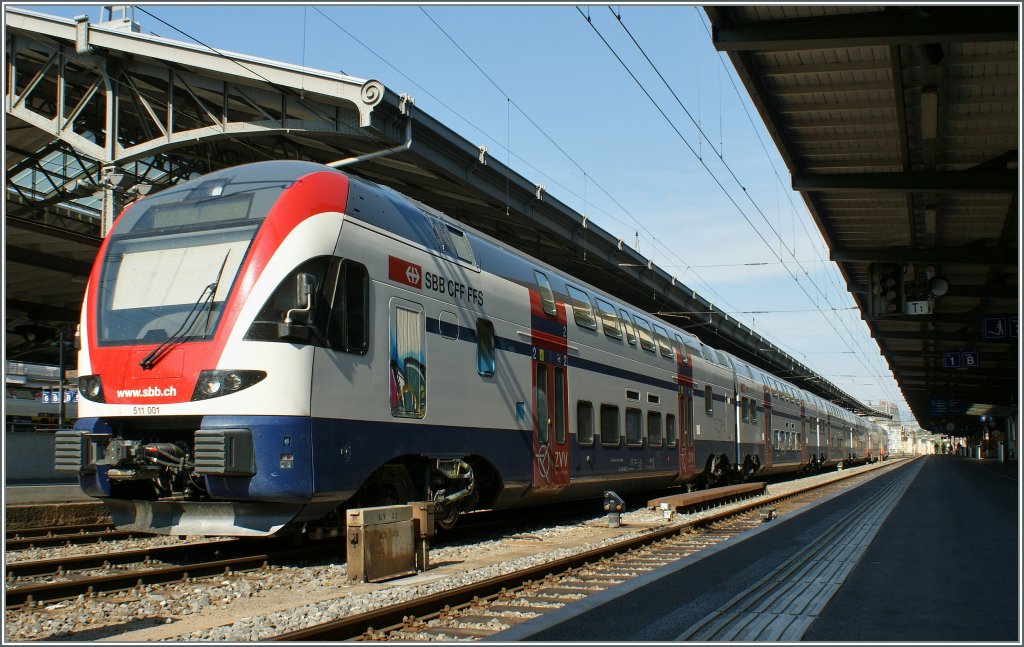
left=2, top=499, right=613, bottom=610
left=4, top=536, right=341, bottom=608
left=4, top=523, right=148, bottom=550
left=271, top=459, right=909, bottom=641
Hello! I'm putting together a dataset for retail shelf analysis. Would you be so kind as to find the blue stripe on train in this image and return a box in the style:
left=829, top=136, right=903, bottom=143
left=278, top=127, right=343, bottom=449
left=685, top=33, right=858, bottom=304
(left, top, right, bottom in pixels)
left=193, top=416, right=694, bottom=504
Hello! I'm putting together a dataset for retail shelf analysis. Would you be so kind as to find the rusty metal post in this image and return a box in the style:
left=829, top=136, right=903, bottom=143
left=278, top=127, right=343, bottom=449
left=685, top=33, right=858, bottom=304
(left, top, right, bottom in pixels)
left=410, top=501, right=435, bottom=572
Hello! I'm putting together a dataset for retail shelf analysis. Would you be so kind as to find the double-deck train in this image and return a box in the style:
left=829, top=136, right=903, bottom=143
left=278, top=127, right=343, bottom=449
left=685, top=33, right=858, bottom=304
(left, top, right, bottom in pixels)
left=56, top=160, right=886, bottom=536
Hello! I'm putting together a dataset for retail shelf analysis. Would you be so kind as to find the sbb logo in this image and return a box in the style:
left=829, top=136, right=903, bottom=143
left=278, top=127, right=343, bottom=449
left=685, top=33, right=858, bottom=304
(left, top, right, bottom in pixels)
left=389, top=256, right=422, bottom=289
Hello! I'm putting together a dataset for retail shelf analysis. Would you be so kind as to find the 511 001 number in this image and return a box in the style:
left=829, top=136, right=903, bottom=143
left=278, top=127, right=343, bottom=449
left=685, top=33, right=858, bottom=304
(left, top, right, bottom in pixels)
left=132, top=406, right=160, bottom=415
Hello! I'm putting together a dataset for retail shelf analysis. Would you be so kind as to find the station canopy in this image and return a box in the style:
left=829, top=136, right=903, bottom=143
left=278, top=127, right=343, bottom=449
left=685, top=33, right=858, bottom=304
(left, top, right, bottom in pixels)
left=705, top=5, right=1019, bottom=435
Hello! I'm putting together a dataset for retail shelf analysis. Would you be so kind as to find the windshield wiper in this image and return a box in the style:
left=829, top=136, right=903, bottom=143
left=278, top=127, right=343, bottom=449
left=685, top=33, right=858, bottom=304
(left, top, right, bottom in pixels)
left=139, top=252, right=231, bottom=370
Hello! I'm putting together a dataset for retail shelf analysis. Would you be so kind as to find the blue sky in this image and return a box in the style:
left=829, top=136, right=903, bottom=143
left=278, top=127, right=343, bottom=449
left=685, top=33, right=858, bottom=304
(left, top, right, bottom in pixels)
left=14, top=4, right=913, bottom=423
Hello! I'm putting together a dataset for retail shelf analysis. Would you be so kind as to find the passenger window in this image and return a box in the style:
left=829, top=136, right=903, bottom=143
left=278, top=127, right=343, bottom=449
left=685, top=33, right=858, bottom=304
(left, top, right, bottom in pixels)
left=666, top=414, right=677, bottom=447
left=566, top=285, right=597, bottom=330
left=741, top=397, right=749, bottom=423
left=684, top=339, right=703, bottom=360
left=673, top=335, right=689, bottom=364
left=647, top=411, right=663, bottom=447
left=625, top=408, right=643, bottom=446
left=633, top=315, right=656, bottom=353
left=476, top=319, right=495, bottom=376
left=439, top=311, right=459, bottom=340
left=446, top=225, right=475, bottom=263
left=705, top=385, right=714, bottom=416
left=751, top=400, right=758, bottom=424
left=652, top=324, right=673, bottom=358
left=534, top=270, right=557, bottom=316
left=600, top=404, right=620, bottom=445
left=595, top=297, right=622, bottom=339
left=619, top=309, right=637, bottom=345
left=327, top=260, right=369, bottom=354
left=577, top=401, right=594, bottom=446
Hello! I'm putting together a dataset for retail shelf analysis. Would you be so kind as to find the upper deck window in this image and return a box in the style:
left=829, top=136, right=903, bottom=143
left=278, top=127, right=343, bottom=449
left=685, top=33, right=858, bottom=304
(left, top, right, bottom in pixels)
left=652, top=324, right=673, bottom=358
left=566, top=285, right=597, bottom=330
left=434, top=222, right=476, bottom=264
left=619, top=309, right=637, bottom=346
left=633, top=315, right=657, bottom=353
left=534, top=271, right=557, bottom=316
left=594, top=297, right=621, bottom=339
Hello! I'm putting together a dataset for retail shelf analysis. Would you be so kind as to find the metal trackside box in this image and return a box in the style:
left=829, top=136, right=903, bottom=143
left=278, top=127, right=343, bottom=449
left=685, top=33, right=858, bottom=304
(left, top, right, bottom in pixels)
left=347, top=505, right=417, bottom=583
left=347, top=504, right=413, bottom=527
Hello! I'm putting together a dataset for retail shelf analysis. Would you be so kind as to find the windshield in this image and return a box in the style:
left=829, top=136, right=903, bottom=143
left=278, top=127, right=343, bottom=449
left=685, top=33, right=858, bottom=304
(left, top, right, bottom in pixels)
left=95, top=175, right=290, bottom=346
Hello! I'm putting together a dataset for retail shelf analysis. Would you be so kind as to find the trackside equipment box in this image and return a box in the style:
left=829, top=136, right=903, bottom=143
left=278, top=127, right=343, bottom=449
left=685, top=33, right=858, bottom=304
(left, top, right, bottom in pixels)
left=347, top=505, right=417, bottom=583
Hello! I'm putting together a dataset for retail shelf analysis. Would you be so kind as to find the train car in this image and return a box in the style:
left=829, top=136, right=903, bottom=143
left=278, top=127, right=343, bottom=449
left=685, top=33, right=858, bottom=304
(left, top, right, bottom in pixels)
left=55, top=160, right=877, bottom=537
left=5, top=388, right=77, bottom=432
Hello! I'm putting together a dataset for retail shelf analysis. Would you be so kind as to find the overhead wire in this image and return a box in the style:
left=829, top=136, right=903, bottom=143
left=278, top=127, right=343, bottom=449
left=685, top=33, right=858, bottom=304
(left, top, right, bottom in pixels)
left=413, top=7, right=747, bottom=316
left=582, top=7, right=901, bottom=409
left=406, top=6, right=892, bottom=411
left=690, top=8, right=900, bottom=401
left=311, top=7, right=650, bottom=245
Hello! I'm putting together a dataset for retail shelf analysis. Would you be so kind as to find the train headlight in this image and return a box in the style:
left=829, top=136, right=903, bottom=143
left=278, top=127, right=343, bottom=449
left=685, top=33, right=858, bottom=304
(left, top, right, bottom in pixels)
left=78, top=375, right=105, bottom=402
left=192, top=370, right=267, bottom=401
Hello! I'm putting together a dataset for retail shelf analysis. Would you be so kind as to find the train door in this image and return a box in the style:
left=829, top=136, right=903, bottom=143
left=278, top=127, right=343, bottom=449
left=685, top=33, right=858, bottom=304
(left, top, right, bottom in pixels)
left=814, top=416, right=822, bottom=464
left=531, top=356, right=569, bottom=491
left=762, top=386, right=773, bottom=469
left=678, top=386, right=695, bottom=477
left=799, top=403, right=808, bottom=465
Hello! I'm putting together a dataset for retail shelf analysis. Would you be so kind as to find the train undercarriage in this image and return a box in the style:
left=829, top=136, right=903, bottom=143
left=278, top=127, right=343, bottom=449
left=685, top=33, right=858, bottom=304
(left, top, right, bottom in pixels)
left=57, top=425, right=486, bottom=536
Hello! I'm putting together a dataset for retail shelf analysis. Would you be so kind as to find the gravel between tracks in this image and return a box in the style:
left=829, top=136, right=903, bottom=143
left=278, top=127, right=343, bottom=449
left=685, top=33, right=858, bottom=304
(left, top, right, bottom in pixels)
left=3, top=461, right=897, bottom=642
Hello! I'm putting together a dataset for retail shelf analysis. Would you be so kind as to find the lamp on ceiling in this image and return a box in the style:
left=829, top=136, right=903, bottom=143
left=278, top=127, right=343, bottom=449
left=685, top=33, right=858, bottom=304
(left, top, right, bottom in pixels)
left=921, top=88, right=938, bottom=140
left=928, top=276, right=950, bottom=297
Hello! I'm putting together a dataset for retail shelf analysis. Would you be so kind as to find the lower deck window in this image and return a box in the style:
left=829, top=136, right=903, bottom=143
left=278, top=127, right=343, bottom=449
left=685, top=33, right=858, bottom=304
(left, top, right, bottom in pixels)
left=625, top=408, right=642, bottom=446
left=577, top=401, right=594, bottom=446
left=647, top=411, right=663, bottom=446
left=600, top=404, right=619, bottom=445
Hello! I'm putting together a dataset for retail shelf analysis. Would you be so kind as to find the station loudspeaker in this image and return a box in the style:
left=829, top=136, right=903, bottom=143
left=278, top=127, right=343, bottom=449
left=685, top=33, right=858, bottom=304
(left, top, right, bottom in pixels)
left=868, top=263, right=905, bottom=318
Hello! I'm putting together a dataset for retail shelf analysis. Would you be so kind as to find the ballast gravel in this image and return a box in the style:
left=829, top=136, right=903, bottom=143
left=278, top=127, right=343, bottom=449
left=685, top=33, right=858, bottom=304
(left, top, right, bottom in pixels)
left=3, top=461, right=893, bottom=642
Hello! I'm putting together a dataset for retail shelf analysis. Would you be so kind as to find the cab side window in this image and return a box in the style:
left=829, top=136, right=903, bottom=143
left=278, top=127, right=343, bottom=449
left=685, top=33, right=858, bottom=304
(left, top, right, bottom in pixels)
left=326, top=260, right=369, bottom=354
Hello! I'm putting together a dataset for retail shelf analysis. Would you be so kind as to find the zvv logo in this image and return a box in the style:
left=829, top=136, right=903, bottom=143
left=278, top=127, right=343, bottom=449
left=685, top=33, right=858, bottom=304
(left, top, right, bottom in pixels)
left=389, top=256, right=422, bottom=289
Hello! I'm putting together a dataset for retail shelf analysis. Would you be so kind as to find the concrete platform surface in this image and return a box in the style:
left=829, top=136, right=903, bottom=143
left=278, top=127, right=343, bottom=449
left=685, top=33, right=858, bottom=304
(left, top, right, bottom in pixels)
left=491, top=456, right=1019, bottom=643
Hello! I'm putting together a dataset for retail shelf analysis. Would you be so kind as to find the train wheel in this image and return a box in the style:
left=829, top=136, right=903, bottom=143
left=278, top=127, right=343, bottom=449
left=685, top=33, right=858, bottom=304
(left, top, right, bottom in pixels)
left=702, top=454, right=730, bottom=488
left=741, top=455, right=759, bottom=481
left=435, top=506, right=460, bottom=531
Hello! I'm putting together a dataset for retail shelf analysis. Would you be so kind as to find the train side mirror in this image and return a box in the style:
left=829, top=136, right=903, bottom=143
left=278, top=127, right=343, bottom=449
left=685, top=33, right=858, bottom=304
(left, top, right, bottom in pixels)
left=294, top=272, right=315, bottom=310
left=277, top=273, right=316, bottom=343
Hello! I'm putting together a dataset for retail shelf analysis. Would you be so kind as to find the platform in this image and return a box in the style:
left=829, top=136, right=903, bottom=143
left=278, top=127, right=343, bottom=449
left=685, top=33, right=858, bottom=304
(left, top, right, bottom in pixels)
left=647, top=482, right=766, bottom=511
left=490, top=456, right=1019, bottom=642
